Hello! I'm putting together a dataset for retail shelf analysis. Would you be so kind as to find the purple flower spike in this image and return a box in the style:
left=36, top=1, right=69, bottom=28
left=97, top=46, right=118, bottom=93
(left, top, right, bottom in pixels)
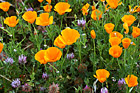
left=27, top=8, right=33, bottom=11
left=22, top=83, right=32, bottom=92
left=18, top=54, right=27, bottom=64
left=101, top=87, right=108, bottom=93
left=67, top=53, right=74, bottom=59
left=42, top=72, right=49, bottom=80
left=83, top=85, right=91, bottom=93
left=5, top=57, right=14, bottom=64
left=77, top=18, right=86, bottom=27
left=11, top=78, right=21, bottom=88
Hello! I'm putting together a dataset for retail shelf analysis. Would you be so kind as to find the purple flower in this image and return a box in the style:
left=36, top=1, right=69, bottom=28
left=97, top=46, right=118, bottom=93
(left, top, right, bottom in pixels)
left=11, top=78, right=21, bottom=88
left=101, top=87, right=108, bottom=93
left=67, top=53, right=74, bottom=59
left=77, top=18, right=86, bottom=27
left=40, top=87, right=46, bottom=91
left=49, top=82, right=59, bottom=93
left=22, top=83, right=32, bottom=92
left=0, top=24, right=2, bottom=27
left=5, top=57, right=14, bottom=64
left=18, top=55, right=27, bottom=64
left=27, top=8, right=33, bottom=11
left=83, top=85, right=91, bottom=93
left=42, top=72, right=49, bottom=79
left=118, top=78, right=126, bottom=90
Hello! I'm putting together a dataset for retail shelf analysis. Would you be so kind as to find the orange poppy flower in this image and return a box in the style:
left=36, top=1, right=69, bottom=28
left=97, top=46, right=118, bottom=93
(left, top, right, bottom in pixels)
left=121, top=15, right=136, bottom=26
left=36, top=13, right=53, bottom=26
left=43, top=4, right=52, bottom=12
left=58, top=28, right=80, bottom=45
left=109, top=45, right=122, bottom=58
left=123, top=22, right=129, bottom=34
left=109, top=37, right=121, bottom=46
left=92, top=6, right=96, bottom=11
left=90, top=30, right=96, bottom=39
left=46, top=0, right=51, bottom=4
left=44, top=47, right=62, bottom=62
left=4, top=16, right=19, bottom=27
left=132, top=26, right=140, bottom=38
left=81, top=3, right=90, bottom=15
left=54, top=35, right=66, bottom=48
left=38, top=0, right=43, bottom=3
left=125, top=75, right=138, bottom=87
left=104, top=23, right=115, bottom=34
left=35, top=50, right=47, bottom=64
left=137, top=6, right=140, bottom=12
left=106, top=0, right=122, bottom=9
left=0, top=43, right=3, bottom=53
left=109, top=31, right=123, bottom=39
left=129, top=5, right=140, bottom=13
left=22, top=11, right=37, bottom=24
left=91, top=9, right=102, bottom=20
left=94, top=69, right=110, bottom=83
left=54, top=2, right=72, bottom=15
left=122, top=38, right=135, bottom=49
left=0, top=2, right=11, bottom=12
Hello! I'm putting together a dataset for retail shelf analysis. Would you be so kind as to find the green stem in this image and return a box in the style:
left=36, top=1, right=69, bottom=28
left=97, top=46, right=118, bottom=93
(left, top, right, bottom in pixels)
left=117, top=58, right=121, bottom=70
left=79, top=39, right=81, bottom=63
left=124, top=49, right=126, bottom=67
left=93, top=39, right=96, bottom=71
left=61, top=46, right=69, bottom=72
left=60, top=15, right=63, bottom=32
left=48, top=63, right=58, bottom=72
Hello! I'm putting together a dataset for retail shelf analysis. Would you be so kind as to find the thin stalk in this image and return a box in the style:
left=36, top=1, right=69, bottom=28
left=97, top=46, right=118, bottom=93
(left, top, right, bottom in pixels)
left=0, top=74, right=12, bottom=82
left=79, top=39, right=82, bottom=63
left=60, top=15, right=63, bottom=32
left=124, top=49, right=126, bottom=67
left=117, top=58, right=121, bottom=70
left=61, top=46, right=69, bottom=72
left=93, top=39, right=96, bottom=71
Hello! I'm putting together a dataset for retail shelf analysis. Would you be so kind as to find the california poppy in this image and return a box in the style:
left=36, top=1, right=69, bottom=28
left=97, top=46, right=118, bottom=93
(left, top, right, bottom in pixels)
left=36, top=13, right=53, bottom=26
left=109, top=37, right=121, bottom=46
left=91, top=9, right=102, bottom=20
left=58, top=28, right=80, bottom=45
left=94, top=69, right=110, bottom=83
left=132, top=26, right=140, bottom=38
left=125, top=75, right=138, bottom=87
left=46, top=0, right=51, bottom=4
left=104, top=23, right=115, bottom=34
left=122, top=38, right=135, bottom=49
left=109, top=45, right=122, bottom=58
left=38, top=0, right=43, bottom=3
left=0, top=43, right=3, bottom=53
left=54, top=35, right=66, bottom=48
left=4, top=16, right=19, bottom=27
left=22, top=11, right=37, bottom=24
left=129, top=5, right=140, bottom=14
left=0, top=2, right=11, bottom=12
left=44, top=47, right=62, bottom=62
left=106, top=0, right=122, bottom=9
left=92, top=6, right=96, bottom=11
left=90, top=30, right=96, bottom=39
left=121, top=15, right=136, bottom=26
left=35, top=50, right=47, bottom=64
left=123, top=22, right=129, bottom=34
left=109, top=31, right=123, bottom=39
left=43, top=4, right=52, bottom=12
left=54, top=2, right=72, bottom=15
left=81, top=3, right=90, bottom=15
